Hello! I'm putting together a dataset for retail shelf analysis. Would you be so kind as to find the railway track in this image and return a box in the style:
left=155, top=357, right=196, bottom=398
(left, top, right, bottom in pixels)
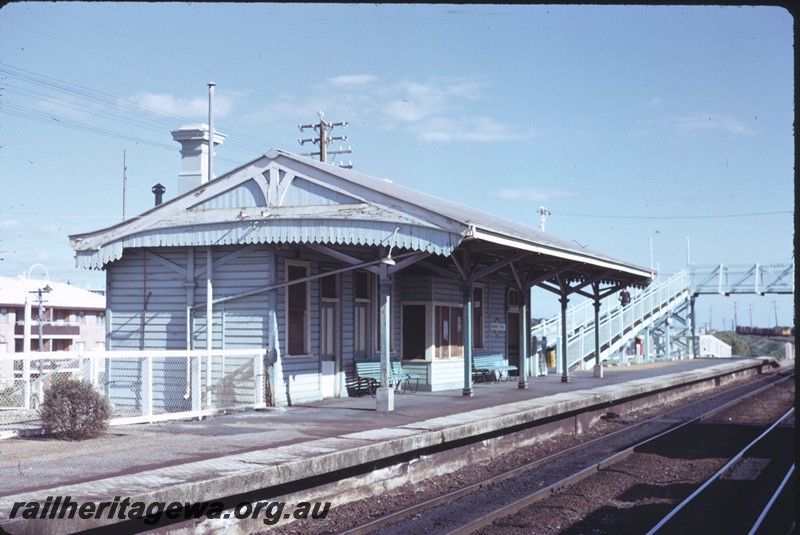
left=646, top=407, right=795, bottom=535
left=339, top=368, right=795, bottom=535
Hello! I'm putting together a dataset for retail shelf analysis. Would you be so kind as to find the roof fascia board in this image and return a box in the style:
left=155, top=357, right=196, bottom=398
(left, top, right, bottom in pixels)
left=470, top=228, right=652, bottom=281
left=157, top=204, right=436, bottom=228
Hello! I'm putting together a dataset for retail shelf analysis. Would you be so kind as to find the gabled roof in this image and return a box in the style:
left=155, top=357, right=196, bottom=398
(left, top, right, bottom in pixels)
left=70, top=149, right=653, bottom=287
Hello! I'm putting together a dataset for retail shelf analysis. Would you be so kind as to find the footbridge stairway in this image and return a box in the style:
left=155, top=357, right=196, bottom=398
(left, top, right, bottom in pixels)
left=530, top=263, right=793, bottom=374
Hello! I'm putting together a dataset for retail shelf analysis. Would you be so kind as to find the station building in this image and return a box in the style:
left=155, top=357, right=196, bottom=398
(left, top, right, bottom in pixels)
left=70, top=125, right=652, bottom=407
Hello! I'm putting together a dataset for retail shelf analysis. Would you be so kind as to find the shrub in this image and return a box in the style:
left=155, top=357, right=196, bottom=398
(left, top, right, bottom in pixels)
left=39, top=377, right=111, bottom=440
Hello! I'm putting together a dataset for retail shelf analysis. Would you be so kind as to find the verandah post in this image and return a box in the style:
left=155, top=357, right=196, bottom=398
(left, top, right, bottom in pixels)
left=463, top=283, right=474, bottom=397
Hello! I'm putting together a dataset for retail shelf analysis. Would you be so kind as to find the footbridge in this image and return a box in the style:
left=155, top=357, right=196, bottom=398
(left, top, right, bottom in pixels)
left=530, top=263, right=793, bottom=380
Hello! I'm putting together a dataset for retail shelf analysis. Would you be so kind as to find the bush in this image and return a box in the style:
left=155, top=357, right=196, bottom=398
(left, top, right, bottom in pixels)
left=39, top=377, right=111, bottom=440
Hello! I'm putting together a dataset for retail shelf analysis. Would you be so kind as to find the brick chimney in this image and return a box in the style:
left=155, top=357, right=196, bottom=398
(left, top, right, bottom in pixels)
left=171, top=124, right=226, bottom=195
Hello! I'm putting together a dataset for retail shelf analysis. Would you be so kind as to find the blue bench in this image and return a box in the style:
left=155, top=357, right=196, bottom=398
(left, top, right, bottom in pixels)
left=473, top=355, right=518, bottom=382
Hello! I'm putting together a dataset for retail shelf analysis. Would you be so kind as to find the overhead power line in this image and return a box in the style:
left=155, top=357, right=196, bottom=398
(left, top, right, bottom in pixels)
left=556, top=210, right=792, bottom=220
left=0, top=63, right=296, bottom=164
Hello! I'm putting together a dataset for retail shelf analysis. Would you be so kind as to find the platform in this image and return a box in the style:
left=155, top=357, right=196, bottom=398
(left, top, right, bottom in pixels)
left=0, top=357, right=779, bottom=534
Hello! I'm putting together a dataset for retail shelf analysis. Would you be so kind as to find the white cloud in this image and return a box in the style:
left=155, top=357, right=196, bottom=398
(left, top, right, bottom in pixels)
left=414, top=116, right=530, bottom=143
left=0, top=219, right=22, bottom=230
left=250, top=75, right=522, bottom=144
left=385, top=99, right=432, bottom=123
left=129, top=92, right=237, bottom=119
left=671, top=113, right=754, bottom=135
left=328, top=74, right=378, bottom=87
left=492, top=188, right=579, bottom=201
left=40, top=225, right=62, bottom=235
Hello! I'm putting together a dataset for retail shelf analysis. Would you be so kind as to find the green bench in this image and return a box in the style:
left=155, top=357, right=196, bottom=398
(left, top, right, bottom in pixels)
left=355, top=361, right=420, bottom=393
left=473, top=355, right=518, bottom=382
left=392, top=361, right=423, bottom=393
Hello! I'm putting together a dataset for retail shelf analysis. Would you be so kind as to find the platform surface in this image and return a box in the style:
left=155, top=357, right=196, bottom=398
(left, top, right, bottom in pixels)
left=0, top=358, right=776, bottom=533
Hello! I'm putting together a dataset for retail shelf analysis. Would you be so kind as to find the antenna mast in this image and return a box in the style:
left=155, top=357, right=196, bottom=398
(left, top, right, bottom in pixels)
left=298, top=111, right=352, bottom=168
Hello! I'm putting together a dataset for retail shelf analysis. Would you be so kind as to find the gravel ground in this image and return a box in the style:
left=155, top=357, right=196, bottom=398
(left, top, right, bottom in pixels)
left=475, top=377, right=795, bottom=535
left=263, top=372, right=794, bottom=535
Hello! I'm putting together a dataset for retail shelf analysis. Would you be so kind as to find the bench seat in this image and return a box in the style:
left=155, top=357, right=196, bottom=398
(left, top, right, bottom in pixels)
left=355, top=361, right=416, bottom=393
left=472, top=354, right=518, bottom=381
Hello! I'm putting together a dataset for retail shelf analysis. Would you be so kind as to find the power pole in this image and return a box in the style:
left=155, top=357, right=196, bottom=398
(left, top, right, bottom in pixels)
left=538, top=206, right=550, bottom=232
left=298, top=111, right=352, bottom=168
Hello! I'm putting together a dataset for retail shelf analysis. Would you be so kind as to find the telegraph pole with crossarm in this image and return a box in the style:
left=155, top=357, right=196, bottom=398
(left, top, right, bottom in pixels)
left=298, top=111, right=352, bottom=168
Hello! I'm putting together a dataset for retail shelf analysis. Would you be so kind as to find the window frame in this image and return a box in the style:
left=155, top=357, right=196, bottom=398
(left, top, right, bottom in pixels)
left=434, top=302, right=464, bottom=360
left=285, top=260, right=311, bottom=357
left=319, top=272, right=339, bottom=358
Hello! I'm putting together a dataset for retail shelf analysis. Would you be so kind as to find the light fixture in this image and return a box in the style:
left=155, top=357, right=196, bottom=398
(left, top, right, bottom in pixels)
left=380, top=227, right=400, bottom=266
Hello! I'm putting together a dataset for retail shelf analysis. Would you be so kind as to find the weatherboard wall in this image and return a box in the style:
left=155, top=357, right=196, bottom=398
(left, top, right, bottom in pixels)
left=102, top=240, right=524, bottom=402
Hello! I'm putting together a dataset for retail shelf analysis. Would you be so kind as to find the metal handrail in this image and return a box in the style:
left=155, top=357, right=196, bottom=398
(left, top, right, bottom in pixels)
left=532, top=269, right=692, bottom=369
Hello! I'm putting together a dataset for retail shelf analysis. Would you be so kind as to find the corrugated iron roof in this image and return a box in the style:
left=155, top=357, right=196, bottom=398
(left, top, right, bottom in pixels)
left=69, top=149, right=652, bottom=284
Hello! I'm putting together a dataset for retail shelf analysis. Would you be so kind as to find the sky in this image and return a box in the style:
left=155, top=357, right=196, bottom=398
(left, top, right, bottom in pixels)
left=0, top=3, right=794, bottom=330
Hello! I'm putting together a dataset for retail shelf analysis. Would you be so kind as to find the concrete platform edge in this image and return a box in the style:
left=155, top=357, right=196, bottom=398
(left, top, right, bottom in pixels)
left=0, top=358, right=772, bottom=534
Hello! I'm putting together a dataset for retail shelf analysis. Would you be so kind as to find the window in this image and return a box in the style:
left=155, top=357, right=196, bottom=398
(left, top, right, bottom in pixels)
left=354, top=271, right=395, bottom=357
left=321, top=273, right=338, bottom=300
left=354, top=271, right=370, bottom=358
left=473, top=287, right=484, bottom=349
left=286, top=263, right=309, bottom=355
left=354, top=271, right=370, bottom=300
left=320, top=273, right=338, bottom=358
left=435, top=305, right=463, bottom=359
left=0, top=308, right=7, bottom=324
left=96, top=312, right=105, bottom=326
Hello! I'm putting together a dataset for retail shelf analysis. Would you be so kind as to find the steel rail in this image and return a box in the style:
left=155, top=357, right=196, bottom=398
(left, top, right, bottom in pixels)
left=340, top=370, right=793, bottom=535
left=445, top=375, right=794, bottom=535
left=646, top=406, right=795, bottom=535
left=747, top=463, right=795, bottom=535
left=443, top=383, right=790, bottom=535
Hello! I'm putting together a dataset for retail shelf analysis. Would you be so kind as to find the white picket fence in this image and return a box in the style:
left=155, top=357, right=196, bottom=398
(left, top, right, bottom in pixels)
left=0, top=349, right=267, bottom=436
